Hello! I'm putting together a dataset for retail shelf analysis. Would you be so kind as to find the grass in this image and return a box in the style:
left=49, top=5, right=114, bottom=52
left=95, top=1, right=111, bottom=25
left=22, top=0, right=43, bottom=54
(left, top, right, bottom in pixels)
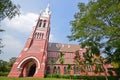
left=0, top=77, right=69, bottom=80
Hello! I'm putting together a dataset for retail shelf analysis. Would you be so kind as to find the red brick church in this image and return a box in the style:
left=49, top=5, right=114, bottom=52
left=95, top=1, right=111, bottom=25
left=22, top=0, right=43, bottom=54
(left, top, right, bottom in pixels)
left=8, top=4, right=116, bottom=78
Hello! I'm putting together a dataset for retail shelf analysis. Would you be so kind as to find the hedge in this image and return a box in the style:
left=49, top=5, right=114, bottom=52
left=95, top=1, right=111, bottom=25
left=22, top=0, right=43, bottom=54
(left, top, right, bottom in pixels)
left=46, top=74, right=120, bottom=80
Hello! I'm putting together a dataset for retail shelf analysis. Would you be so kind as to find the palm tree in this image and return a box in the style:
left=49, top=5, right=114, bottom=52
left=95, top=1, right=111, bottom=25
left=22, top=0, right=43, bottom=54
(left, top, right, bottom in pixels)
left=59, top=51, right=65, bottom=75
left=59, top=52, right=65, bottom=65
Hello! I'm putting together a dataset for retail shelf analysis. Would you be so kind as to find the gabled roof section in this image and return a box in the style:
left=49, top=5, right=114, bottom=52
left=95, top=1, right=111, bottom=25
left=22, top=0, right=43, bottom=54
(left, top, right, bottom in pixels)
left=48, top=42, right=80, bottom=52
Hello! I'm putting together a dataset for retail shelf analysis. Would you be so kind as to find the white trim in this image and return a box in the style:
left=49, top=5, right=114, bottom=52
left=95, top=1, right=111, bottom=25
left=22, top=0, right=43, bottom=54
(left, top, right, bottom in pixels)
left=17, top=56, right=40, bottom=69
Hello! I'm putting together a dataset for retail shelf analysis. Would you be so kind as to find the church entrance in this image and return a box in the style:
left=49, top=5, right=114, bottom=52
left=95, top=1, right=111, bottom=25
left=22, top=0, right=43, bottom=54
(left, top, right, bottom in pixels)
left=28, top=63, right=36, bottom=77
left=17, top=57, right=40, bottom=77
left=19, top=60, right=37, bottom=77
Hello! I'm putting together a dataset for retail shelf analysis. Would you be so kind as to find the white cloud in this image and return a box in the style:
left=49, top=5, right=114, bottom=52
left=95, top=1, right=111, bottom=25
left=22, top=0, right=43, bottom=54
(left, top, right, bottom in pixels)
left=1, top=35, right=23, bottom=61
left=2, top=13, right=38, bottom=33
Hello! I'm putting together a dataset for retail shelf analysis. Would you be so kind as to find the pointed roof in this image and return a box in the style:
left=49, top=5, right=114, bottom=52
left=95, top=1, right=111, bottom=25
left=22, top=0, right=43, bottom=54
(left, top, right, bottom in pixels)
left=45, top=3, right=50, bottom=14
left=40, top=3, right=51, bottom=17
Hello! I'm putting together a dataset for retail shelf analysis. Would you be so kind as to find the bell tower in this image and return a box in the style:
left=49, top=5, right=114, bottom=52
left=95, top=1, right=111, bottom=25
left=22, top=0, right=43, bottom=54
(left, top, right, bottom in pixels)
left=8, top=4, right=51, bottom=78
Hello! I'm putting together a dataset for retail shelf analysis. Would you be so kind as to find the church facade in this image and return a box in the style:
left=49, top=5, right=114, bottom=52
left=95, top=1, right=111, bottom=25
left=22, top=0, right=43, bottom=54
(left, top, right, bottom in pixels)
left=8, top=4, right=116, bottom=78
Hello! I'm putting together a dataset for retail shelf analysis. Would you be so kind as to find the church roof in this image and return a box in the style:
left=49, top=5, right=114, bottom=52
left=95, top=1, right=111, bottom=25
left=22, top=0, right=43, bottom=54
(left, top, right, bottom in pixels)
left=47, top=58, right=75, bottom=65
left=48, top=42, right=80, bottom=52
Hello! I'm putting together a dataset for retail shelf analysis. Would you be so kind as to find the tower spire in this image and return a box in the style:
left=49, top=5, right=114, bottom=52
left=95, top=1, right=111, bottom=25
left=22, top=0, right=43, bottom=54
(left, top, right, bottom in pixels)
left=45, top=3, right=50, bottom=14
left=40, top=3, right=51, bottom=17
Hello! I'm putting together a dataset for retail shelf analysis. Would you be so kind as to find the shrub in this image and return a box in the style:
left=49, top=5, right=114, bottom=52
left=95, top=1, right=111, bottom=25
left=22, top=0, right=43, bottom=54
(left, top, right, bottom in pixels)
left=0, top=72, right=8, bottom=76
left=46, top=74, right=120, bottom=80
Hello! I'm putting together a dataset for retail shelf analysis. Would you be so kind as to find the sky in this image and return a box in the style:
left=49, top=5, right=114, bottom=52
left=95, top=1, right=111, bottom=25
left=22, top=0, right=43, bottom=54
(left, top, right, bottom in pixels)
left=1, top=0, right=88, bottom=61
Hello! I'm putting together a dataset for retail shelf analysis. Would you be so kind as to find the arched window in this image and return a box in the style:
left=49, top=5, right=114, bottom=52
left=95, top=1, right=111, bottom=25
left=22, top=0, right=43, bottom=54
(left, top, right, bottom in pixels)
left=75, top=67, right=80, bottom=74
left=39, top=33, right=41, bottom=39
left=34, top=33, right=37, bottom=38
left=39, top=20, right=42, bottom=27
left=74, top=66, right=76, bottom=74
left=78, top=67, right=80, bottom=74
left=37, top=33, right=39, bottom=39
left=43, top=20, right=46, bottom=28
left=34, top=32, right=39, bottom=39
left=64, top=67, right=67, bottom=74
left=35, top=33, right=44, bottom=39
left=53, top=66, right=57, bottom=74
left=41, top=33, right=44, bottom=39
left=46, top=66, right=50, bottom=74
left=58, top=66, right=60, bottom=74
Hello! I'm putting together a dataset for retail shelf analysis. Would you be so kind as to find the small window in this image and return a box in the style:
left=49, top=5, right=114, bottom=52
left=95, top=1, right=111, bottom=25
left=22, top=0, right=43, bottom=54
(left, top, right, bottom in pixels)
left=39, top=33, right=41, bottom=39
left=64, top=67, right=67, bottom=74
left=74, top=66, right=76, bottom=74
left=53, top=66, right=57, bottom=74
left=58, top=66, right=60, bottom=74
left=41, top=33, right=44, bottom=39
left=87, top=64, right=92, bottom=72
left=43, top=20, right=46, bottom=28
left=34, top=32, right=44, bottom=39
left=37, top=33, right=40, bottom=39
left=39, top=20, right=42, bottom=27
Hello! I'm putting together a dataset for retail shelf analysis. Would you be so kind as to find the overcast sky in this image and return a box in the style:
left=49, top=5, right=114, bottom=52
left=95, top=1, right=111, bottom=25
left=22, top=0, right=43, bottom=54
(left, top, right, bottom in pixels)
left=1, top=0, right=88, bottom=61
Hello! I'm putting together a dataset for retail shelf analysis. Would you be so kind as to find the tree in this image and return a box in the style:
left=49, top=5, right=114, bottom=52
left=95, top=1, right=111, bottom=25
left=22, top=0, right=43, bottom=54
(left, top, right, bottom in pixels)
left=0, top=0, right=20, bottom=21
left=0, top=60, right=9, bottom=72
left=0, top=0, right=20, bottom=54
left=68, top=0, right=120, bottom=75
left=59, top=51, right=65, bottom=75
left=8, top=57, right=16, bottom=67
left=59, top=52, right=65, bottom=65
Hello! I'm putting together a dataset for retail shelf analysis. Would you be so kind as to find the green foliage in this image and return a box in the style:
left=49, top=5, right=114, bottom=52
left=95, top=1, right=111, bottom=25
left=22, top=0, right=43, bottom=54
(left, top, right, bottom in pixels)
left=59, top=52, right=65, bottom=65
left=49, top=58, right=55, bottom=65
left=67, top=64, right=71, bottom=74
left=0, top=77, right=68, bottom=80
left=0, top=0, right=20, bottom=21
left=0, top=57, right=16, bottom=74
left=68, top=0, right=120, bottom=75
left=0, top=72, right=8, bottom=76
left=46, top=74, right=120, bottom=80
left=0, top=0, right=20, bottom=55
left=9, top=57, right=16, bottom=67
left=0, top=60, right=10, bottom=72
left=108, top=70, right=113, bottom=76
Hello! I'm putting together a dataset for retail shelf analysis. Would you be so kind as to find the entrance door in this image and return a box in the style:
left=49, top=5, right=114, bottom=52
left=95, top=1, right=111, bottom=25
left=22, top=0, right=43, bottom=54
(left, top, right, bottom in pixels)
left=28, top=64, right=36, bottom=77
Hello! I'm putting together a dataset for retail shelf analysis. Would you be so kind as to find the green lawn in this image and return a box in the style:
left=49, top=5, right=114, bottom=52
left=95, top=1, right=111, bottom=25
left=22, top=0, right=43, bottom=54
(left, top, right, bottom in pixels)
left=0, top=77, right=69, bottom=80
